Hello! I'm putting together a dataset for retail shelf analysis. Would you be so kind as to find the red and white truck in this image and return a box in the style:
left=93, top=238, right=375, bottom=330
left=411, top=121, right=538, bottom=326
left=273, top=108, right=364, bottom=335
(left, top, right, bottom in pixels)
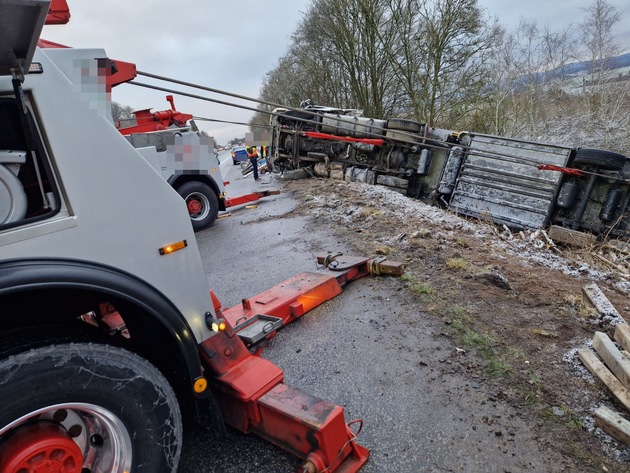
left=0, top=1, right=405, bottom=472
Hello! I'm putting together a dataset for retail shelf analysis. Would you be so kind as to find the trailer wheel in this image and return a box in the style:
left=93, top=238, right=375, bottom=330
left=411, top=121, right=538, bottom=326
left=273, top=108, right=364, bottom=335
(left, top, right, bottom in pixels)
left=573, top=148, right=627, bottom=171
left=386, top=118, right=423, bottom=133
left=177, top=181, right=219, bottom=232
left=0, top=343, right=182, bottom=473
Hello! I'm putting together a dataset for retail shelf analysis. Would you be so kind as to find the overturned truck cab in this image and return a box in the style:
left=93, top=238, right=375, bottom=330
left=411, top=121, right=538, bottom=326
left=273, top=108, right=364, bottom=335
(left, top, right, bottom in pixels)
left=269, top=103, right=630, bottom=240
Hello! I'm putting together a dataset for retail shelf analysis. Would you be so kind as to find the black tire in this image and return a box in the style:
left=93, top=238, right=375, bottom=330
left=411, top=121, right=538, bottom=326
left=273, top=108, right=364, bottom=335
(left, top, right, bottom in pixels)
left=176, top=181, right=219, bottom=232
left=573, top=148, right=627, bottom=171
left=233, top=160, right=238, bottom=165
left=386, top=118, right=423, bottom=133
left=0, top=343, right=182, bottom=473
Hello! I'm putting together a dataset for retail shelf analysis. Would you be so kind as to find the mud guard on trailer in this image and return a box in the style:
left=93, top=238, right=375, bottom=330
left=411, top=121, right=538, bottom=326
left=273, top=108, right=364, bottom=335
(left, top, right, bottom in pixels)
left=199, top=255, right=404, bottom=473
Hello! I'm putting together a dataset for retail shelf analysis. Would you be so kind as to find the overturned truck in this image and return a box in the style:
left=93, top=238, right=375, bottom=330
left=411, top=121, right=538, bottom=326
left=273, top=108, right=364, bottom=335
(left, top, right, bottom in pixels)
left=269, top=104, right=630, bottom=241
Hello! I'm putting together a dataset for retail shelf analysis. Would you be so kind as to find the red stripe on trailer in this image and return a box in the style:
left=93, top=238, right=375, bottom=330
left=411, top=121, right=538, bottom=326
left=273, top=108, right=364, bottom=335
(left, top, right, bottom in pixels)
left=305, top=131, right=385, bottom=147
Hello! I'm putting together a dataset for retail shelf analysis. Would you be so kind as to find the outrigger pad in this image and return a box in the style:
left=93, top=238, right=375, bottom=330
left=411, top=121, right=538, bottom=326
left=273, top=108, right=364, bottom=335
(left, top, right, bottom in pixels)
left=255, top=383, right=369, bottom=473
left=317, top=254, right=405, bottom=276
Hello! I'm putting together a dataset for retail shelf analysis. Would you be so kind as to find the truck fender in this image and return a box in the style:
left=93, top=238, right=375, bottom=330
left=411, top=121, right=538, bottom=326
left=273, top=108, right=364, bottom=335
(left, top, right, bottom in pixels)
left=0, top=258, right=205, bottom=395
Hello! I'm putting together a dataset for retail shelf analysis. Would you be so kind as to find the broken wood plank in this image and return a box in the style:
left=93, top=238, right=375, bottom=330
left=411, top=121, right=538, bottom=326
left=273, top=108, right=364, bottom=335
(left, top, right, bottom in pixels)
left=582, top=283, right=622, bottom=321
left=578, top=348, right=630, bottom=412
left=593, top=331, right=630, bottom=390
left=548, top=225, right=597, bottom=248
left=593, top=253, right=630, bottom=278
left=614, top=324, right=630, bottom=353
left=594, top=405, right=630, bottom=447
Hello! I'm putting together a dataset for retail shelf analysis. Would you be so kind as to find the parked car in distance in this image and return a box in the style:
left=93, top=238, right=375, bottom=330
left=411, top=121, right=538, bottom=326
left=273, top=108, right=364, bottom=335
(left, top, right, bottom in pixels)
left=231, top=146, right=248, bottom=165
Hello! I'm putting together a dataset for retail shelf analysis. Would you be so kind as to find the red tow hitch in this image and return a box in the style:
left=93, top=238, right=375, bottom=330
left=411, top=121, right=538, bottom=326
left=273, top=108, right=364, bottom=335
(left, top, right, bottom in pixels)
left=201, top=255, right=404, bottom=473
left=0, top=424, right=83, bottom=473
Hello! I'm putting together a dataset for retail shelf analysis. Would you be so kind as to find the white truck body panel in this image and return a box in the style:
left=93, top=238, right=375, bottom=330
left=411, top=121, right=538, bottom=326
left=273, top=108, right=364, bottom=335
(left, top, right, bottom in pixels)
left=0, top=46, right=214, bottom=341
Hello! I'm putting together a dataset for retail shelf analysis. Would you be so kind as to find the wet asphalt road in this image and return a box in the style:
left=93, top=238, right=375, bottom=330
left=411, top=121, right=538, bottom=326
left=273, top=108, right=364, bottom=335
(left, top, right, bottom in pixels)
left=177, top=151, right=561, bottom=472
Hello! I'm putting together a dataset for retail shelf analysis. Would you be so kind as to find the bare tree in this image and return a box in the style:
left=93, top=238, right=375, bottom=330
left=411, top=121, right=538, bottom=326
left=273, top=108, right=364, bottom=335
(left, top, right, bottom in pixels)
left=111, top=102, right=134, bottom=123
left=581, top=0, right=621, bottom=88
left=258, top=0, right=627, bottom=153
left=383, top=0, right=499, bottom=127
left=578, top=0, right=625, bottom=150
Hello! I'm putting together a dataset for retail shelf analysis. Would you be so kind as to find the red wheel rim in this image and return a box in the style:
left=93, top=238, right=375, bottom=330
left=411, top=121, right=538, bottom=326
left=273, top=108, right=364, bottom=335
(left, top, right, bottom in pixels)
left=187, top=198, right=202, bottom=214
left=0, top=424, right=83, bottom=473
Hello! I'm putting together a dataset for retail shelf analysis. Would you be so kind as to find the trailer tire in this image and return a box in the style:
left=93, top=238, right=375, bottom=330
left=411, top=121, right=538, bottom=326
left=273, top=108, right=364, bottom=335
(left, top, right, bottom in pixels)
left=0, top=343, right=182, bottom=473
left=176, top=181, right=219, bottom=232
left=386, top=118, right=423, bottom=133
left=573, top=148, right=627, bottom=171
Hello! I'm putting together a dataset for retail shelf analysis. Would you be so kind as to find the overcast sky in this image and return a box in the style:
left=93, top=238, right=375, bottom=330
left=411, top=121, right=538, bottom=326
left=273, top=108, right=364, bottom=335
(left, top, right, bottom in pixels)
left=42, top=0, right=629, bottom=146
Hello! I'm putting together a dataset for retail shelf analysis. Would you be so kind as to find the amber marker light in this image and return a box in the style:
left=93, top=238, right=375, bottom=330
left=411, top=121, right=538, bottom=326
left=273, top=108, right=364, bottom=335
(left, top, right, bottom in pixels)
left=211, top=320, right=227, bottom=332
left=193, top=377, right=208, bottom=394
left=159, top=240, right=187, bottom=255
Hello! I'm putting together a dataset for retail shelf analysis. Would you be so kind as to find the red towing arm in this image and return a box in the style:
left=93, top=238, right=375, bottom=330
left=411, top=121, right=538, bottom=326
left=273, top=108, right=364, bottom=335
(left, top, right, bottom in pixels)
left=46, top=0, right=70, bottom=24
left=201, top=255, right=405, bottom=473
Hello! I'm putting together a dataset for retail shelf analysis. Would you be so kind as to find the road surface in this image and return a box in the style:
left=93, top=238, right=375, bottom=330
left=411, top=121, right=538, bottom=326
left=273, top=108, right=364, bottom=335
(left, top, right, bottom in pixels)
left=178, top=151, right=562, bottom=473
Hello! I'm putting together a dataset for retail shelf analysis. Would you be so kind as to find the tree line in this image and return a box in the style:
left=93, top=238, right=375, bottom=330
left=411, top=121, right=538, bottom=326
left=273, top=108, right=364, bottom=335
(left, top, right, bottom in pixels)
left=253, top=0, right=629, bottom=154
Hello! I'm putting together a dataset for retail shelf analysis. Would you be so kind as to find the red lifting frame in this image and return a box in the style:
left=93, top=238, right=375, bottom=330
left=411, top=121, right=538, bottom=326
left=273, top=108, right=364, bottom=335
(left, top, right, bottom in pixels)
left=117, top=96, right=192, bottom=135
left=199, top=256, right=404, bottom=473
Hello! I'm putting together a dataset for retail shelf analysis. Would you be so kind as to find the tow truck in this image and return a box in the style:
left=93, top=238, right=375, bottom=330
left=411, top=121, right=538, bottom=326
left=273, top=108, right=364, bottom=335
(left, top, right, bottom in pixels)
left=38, top=11, right=277, bottom=233
left=116, top=95, right=279, bottom=231
left=0, top=1, right=404, bottom=472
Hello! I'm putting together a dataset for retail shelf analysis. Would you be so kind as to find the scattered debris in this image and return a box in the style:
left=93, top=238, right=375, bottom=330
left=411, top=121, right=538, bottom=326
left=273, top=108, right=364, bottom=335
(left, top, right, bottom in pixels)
left=578, top=346, right=630, bottom=411
left=548, top=225, right=598, bottom=248
left=474, top=270, right=512, bottom=290
left=579, top=321, right=630, bottom=448
left=594, top=406, right=630, bottom=448
left=582, top=283, right=625, bottom=326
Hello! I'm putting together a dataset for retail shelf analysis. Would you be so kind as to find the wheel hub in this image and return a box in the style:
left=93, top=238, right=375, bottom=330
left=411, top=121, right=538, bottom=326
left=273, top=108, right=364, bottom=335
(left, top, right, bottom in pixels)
left=0, top=424, right=83, bottom=473
left=187, top=198, right=202, bottom=215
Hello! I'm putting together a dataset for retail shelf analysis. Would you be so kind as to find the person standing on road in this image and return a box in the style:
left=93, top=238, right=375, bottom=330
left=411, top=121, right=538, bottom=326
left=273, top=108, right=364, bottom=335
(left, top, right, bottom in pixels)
left=246, top=145, right=260, bottom=181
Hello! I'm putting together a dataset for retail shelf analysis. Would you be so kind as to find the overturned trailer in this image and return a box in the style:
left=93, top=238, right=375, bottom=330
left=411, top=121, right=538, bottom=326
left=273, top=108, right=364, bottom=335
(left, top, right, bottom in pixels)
left=269, top=104, right=630, bottom=240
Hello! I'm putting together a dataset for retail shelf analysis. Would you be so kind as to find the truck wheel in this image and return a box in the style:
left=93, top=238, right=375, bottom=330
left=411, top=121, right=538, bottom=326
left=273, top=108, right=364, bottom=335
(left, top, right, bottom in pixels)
left=573, top=148, right=627, bottom=171
left=177, top=181, right=219, bottom=232
left=0, top=343, right=182, bottom=473
left=386, top=118, right=423, bottom=133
